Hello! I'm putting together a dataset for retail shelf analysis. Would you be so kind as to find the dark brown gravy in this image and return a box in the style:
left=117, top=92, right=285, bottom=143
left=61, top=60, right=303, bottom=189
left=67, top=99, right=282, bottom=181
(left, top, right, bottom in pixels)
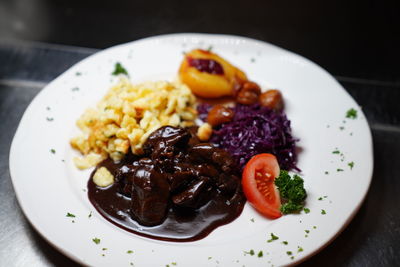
left=87, top=126, right=246, bottom=242
left=88, top=159, right=245, bottom=242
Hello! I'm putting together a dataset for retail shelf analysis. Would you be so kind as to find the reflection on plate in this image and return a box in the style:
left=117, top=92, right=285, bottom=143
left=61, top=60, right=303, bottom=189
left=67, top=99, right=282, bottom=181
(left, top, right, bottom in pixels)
left=9, top=33, right=373, bottom=266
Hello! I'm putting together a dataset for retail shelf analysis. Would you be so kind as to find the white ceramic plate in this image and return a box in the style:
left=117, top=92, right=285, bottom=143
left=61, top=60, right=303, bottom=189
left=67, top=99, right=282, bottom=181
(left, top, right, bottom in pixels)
left=9, top=33, right=373, bottom=266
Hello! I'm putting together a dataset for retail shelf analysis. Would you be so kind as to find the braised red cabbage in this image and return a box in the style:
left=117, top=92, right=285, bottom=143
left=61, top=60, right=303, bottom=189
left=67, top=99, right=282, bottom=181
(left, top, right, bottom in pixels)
left=198, top=103, right=299, bottom=171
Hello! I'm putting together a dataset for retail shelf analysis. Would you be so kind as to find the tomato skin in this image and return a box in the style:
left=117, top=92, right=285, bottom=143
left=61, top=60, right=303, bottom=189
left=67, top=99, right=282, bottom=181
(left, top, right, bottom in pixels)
left=242, top=153, right=282, bottom=219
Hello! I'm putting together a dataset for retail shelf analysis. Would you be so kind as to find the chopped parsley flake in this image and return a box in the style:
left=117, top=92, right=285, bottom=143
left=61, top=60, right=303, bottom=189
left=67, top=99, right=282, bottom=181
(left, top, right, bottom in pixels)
left=267, top=233, right=279, bottom=242
left=298, top=246, right=304, bottom=252
left=291, top=256, right=295, bottom=260
left=257, top=251, right=263, bottom=257
left=112, top=62, right=129, bottom=76
left=305, top=230, right=310, bottom=234
left=313, top=226, right=317, bottom=229
left=332, top=150, right=340, bottom=154
left=318, top=197, right=323, bottom=200
left=50, top=149, right=56, bottom=154
left=321, top=209, right=327, bottom=215
left=46, top=117, right=54, bottom=121
left=303, top=208, right=310, bottom=214
left=325, top=171, right=329, bottom=175
left=337, top=168, right=344, bottom=172
left=339, top=126, right=345, bottom=130
left=244, top=249, right=255, bottom=256
left=282, top=241, right=288, bottom=245
left=66, top=212, right=76, bottom=218
left=250, top=218, right=255, bottom=222
left=346, top=108, right=358, bottom=119
left=75, top=72, right=82, bottom=76
left=286, top=251, right=292, bottom=256
left=71, top=87, right=79, bottom=91
left=127, top=250, right=133, bottom=254
left=207, top=45, right=213, bottom=52
left=102, top=248, right=107, bottom=251
left=130, top=263, right=134, bottom=266
left=101, top=254, right=105, bottom=257
left=348, top=161, right=354, bottom=169
left=88, top=211, right=92, bottom=218
left=171, top=262, right=177, bottom=266
left=92, top=238, right=101, bottom=244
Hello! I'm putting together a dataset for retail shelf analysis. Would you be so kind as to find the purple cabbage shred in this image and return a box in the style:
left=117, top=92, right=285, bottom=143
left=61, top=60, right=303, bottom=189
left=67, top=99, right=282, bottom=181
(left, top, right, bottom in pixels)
left=197, top=103, right=299, bottom=171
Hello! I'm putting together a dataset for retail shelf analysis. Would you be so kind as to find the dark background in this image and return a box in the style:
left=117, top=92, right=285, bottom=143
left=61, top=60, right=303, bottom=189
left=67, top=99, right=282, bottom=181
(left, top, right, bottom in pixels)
left=1, top=0, right=400, bottom=266
left=1, top=0, right=399, bottom=82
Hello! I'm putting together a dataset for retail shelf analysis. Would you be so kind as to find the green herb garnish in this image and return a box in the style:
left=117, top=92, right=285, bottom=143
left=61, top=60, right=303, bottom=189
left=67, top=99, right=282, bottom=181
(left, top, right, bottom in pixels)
left=282, top=241, right=288, bottom=245
left=346, top=108, right=357, bottom=119
left=348, top=161, right=354, bottom=169
left=303, top=208, right=310, bottom=214
left=257, top=251, right=263, bottom=257
left=66, top=212, right=75, bottom=218
left=286, top=251, right=292, bottom=255
left=298, top=246, right=303, bottom=252
left=92, top=238, right=101, bottom=244
left=321, top=209, right=326, bottom=215
left=267, top=233, right=279, bottom=242
left=127, top=250, right=133, bottom=254
left=50, top=149, right=56, bottom=154
left=112, top=62, right=129, bottom=76
left=244, top=249, right=255, bottom=255
left=332, top=150, right=340, bottom=154
left=337, top=168, right=344, bottom=172
left=275, top=170, right=307, bottom=214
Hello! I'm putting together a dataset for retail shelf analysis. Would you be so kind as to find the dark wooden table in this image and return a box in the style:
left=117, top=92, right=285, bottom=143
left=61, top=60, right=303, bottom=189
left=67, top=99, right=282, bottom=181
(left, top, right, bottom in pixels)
left=1, top=1, right=399, bottom=266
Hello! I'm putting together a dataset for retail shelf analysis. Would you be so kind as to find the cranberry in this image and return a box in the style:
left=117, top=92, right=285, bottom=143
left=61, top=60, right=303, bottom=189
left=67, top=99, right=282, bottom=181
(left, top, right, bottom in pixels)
left=187, top=57, right=224, bottom=75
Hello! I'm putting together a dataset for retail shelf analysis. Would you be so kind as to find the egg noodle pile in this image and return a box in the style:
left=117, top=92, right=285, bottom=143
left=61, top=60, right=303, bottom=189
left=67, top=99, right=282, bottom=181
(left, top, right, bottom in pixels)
left=70, top=77, right=197, bottom=169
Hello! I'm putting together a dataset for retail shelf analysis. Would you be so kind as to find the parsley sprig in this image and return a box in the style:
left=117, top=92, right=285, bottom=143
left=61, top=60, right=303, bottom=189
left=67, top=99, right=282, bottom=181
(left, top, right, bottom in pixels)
left=275, top=171, right=307, bottom=214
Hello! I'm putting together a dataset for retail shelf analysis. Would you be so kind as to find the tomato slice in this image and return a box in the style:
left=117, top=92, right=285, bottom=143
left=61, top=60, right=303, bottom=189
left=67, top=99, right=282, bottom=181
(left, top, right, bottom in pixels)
left=242, top=153, right=282, bottom=219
